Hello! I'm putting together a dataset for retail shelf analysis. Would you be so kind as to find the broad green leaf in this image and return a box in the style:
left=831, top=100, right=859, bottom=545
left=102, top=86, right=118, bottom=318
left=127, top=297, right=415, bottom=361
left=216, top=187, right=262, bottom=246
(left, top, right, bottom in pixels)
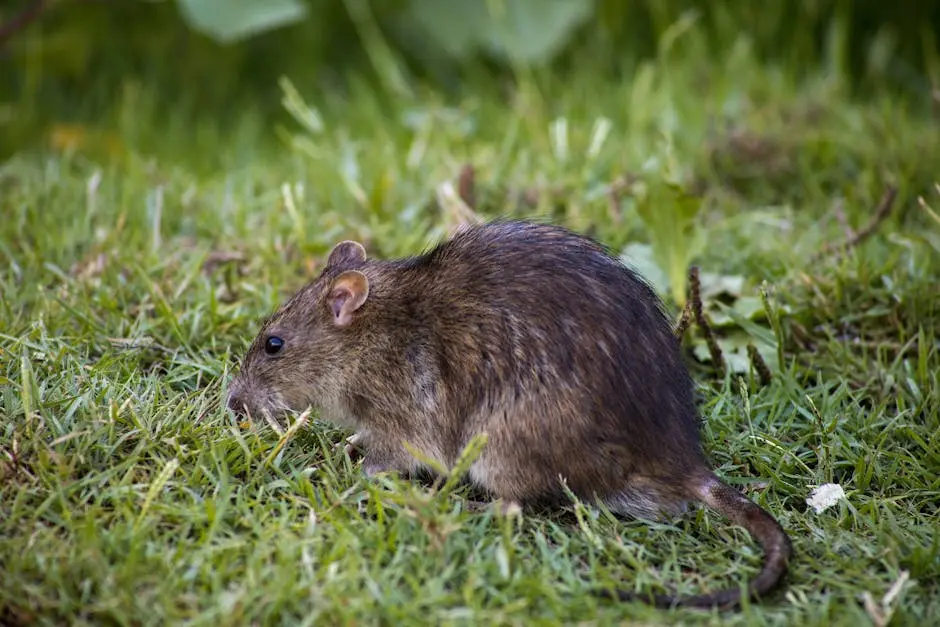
left=714, top=301, right=778, bottom=348
left=708, top=295, right=766, bottom=327
left=177, top=0, right=308, bottom=43
left=692, top=331, right=776, bottom=374
left=621, top=242, right=670, bottom=298
left=631, top=169, right=705, bottom=306
left=405, top=0, right=593, bottom=62
left=698, top=272, right=746, bottom=300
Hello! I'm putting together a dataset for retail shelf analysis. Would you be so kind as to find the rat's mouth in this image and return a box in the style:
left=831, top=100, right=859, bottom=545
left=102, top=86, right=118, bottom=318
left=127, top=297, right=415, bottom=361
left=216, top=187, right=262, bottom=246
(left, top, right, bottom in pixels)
left=227, top=396, right=297, bottom=434
left=226, top=380, right=290, bottom=420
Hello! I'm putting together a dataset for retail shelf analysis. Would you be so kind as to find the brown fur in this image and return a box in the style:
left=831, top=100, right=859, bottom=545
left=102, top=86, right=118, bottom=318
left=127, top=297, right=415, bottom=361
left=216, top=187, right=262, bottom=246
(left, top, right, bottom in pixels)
left=227, top=219, right=792, bottom=609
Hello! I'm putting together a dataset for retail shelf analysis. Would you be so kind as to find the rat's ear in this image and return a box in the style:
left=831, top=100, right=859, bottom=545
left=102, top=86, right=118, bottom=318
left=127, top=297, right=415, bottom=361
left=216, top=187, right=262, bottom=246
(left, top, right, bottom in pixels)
left=328, top=270, right=370, bottom=326
left=327, top=240, right=367, bottom=267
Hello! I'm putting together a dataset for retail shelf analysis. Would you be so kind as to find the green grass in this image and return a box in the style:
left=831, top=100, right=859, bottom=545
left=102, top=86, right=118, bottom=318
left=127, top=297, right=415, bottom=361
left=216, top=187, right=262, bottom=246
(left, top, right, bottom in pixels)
left=2, top=32, right=940, bottom=626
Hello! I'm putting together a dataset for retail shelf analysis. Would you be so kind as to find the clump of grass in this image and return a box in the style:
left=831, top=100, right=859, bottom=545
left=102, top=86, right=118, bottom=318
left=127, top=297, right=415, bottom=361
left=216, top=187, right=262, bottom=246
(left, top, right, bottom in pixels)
left=2, top=21, right=940, bottom=627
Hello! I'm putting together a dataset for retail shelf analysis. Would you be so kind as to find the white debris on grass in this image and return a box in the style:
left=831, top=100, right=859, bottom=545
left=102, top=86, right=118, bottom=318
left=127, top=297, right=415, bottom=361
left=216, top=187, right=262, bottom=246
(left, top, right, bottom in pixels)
left=806, top=483, right=846, bottom=514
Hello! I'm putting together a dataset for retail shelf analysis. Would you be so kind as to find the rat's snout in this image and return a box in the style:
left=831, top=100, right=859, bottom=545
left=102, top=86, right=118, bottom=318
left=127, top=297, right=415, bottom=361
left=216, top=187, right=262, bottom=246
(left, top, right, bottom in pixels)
left=226, top=380, right=248, bottom=417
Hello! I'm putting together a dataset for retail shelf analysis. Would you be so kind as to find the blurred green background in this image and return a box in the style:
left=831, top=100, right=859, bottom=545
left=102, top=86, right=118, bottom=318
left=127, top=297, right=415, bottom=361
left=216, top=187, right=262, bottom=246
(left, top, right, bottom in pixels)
left=3, top=0, right=940, bottom=162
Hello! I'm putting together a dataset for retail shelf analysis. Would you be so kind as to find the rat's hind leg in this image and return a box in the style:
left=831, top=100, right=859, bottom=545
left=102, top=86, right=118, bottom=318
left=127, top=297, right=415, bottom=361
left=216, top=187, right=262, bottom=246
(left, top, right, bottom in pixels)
left=602, top=479, right=692, bottom=521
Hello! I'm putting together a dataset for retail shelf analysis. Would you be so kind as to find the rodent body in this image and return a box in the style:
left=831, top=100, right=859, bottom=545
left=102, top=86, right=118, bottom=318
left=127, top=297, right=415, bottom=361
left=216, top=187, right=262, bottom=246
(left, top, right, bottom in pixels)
left=227, top=219, right=792, bottom=609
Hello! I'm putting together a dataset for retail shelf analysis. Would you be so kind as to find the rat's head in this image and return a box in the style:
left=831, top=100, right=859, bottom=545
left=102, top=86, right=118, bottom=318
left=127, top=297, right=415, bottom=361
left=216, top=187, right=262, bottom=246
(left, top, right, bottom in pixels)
left=226, top=239, right=373, bottom=422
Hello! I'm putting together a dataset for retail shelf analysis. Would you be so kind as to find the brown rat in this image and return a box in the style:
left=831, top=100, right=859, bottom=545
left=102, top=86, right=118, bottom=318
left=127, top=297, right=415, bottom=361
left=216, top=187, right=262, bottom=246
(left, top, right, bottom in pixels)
left=226, top=219, right=792, bottom=609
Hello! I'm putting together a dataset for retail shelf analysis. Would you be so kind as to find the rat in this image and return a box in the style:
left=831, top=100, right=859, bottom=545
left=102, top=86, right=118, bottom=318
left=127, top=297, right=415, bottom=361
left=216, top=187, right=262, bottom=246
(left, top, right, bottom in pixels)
left=226, top=219, right=792, bottom=609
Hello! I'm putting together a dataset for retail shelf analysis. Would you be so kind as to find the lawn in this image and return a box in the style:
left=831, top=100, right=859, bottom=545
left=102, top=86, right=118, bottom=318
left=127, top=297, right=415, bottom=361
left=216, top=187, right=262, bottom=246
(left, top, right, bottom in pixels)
left=2, top=16, right=939, bottom=627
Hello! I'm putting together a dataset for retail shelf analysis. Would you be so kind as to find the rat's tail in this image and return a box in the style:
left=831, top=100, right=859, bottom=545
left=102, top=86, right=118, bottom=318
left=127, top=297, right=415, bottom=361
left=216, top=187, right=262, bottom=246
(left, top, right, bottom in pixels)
left=599, top=473, right=792, bottom=610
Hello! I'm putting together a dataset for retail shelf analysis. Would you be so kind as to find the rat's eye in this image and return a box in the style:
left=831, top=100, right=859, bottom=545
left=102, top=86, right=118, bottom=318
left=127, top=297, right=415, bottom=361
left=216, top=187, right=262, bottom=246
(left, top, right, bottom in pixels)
left=264, top=336, right=284, bottom=355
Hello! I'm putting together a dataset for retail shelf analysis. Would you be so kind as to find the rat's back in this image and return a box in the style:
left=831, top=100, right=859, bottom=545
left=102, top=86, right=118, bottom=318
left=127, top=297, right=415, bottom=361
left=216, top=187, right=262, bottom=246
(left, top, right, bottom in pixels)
left=394, top=220, right=707, bottom=510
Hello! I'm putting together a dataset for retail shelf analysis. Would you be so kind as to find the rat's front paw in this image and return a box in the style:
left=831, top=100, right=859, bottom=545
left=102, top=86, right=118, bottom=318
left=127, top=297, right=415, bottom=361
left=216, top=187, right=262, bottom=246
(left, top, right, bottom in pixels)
left=464, top=498, right=523, bottom=517
left=339, top=433, right=410, bottom=477
left=338, top=432, right=366, bottom=461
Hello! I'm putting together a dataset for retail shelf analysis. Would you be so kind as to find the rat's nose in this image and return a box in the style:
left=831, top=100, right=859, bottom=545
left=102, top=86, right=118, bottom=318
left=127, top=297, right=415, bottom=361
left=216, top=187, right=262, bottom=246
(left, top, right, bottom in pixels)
left=226, top=384, right=246, bottom=416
